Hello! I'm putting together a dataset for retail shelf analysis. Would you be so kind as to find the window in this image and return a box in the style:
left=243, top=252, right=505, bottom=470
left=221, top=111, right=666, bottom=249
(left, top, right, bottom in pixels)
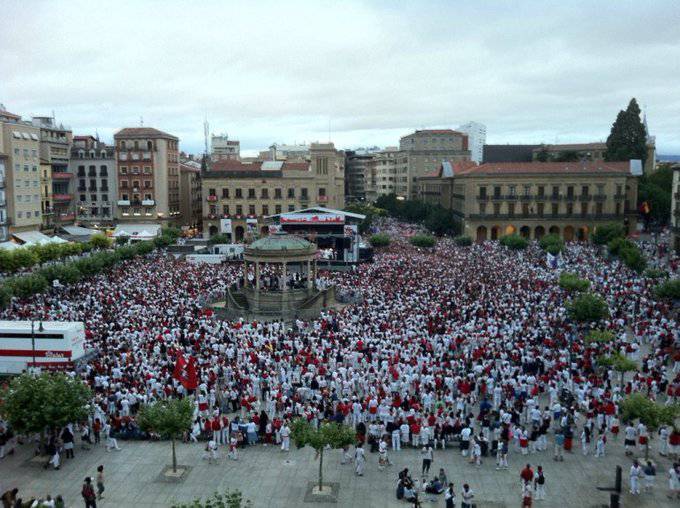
left=287, top=188, right=295, bottom=198
left=91, top=194, right=97, bottom=202
left=318, top=187, right=326, bottom=197
left=132, top=180, right=140, bottom=190
left=222, top=188, right=229, bottom=199
left=78, top=179, right=86, bottom=190
left=301, top=188, right=308, bottom=199
left=134, top=141, right=139, bottom=150
left=223, top=205, right=229, bottom=215
left=261, top=188, right=269, bottom=199
left=143, top=166, right=151, bottom=174
left=288, top=204, right=295, bottom=212
left=121, top=181, right=128, bottom=189
left=616, top=202, right=621, bottom=215
left=566, top=203, right=573, bottom=216
left=102, top=207, right=110, bottom=216
left=120, top=166, right=128, bottom=175
left=537, top=186, right=545, bottom=197
left=32, top=165, right=37, bottom=172
left=91, top=207, right=98, bottom=216
left=100, top=165, right=108, bottom=177
left=102, top=194, right=108, bottom=202
left=596, top=202, right=603, bottom=215
left=522, top=203, right=529, bottom=215
left=248, top=205, right=256, bottom=215
left=248, top=188, right=256, bottom=199
left=493, top=203, right=501, bottom=215
left=581, top=202, right=588, bottom=216
left=78, top=166, right=86, bottom=177
left=236, top=205, right=243, bottom=215
left=566, top=186, right=574, bottom=197
left=101, top=181, right=109, bottom=191
left=274, top=188, right=282, bottom=199
left=537, top=203, right=544, bottom=217
left=479, top=202, right=487, bottom=215
left=493, top=186, right=501, bottom=197
left=235, top=188, right=242, bottom=199
left=508, top=186, right=516, bottom=196
left=551, top=185, right=559, bottom=197
left=144, top=194, right=152, bottom=201
left=262, top=205, right=269, bottom=216
left=122, top=194, right=129, bottom=201
left=144, top=181, right=151, bottom=189
left=89, top=179, right=97, bottom=190
left=17, top=211, right=22, bottom=218
left=275, top=205, right=282, bottom=214
left=209, top=205, right=217, bottom=215
left=581, top=185, right=589, bottom=196
left=479, top=186, right=487, bottom=198
left=147, top=141, right=153, bottom=150
left=552, top=203, right=558, bottom=216
left=80, top=194, right=86, bottom=202
left=508, top=203, right=515, bottom=216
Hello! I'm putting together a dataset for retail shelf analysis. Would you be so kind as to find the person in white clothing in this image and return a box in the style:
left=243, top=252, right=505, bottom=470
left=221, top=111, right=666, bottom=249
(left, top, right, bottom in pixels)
left=391, top=428, right=401, bottom=451
left=354, top=444, right=366, bottom=476
left=630, top=460, right=642, bottom=495
left=280, top=423, right=290, bottom=452
left=668, top=463, right=679, bottom=500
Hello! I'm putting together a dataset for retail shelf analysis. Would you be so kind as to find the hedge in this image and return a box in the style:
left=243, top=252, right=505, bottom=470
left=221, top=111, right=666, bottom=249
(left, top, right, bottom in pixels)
left=567, top=292, right=609, bottom=322
left=592, top=223, right=625, bottom=245
left=558, top=272, right=590, bottom=292
left=0, top=240, right=159, bottom=307
left=409, top=234, right=436, bottom=248
left=207, top=233, right=230, bottom=245
left=369, top=233, right=391, bottom=248
left=585, top=329, right=615, bottom=344
left=644, top=268, right=668, bottom=279
left=499, top=234, right=528, bottom=250
left=607, top=238, right=646, bottom=273
left=454, top=235, right=473, bottom=246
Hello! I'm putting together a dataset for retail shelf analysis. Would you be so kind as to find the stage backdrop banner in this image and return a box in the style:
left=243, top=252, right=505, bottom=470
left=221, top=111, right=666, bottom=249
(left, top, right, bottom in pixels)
left=280, top=213, right=344, bottom=224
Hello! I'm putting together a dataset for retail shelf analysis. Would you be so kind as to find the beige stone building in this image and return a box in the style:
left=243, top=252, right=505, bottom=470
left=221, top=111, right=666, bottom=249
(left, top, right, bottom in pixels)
left=532, top=142, right=656, bottom=174
left=179, top=160, right=202, bottom=229
left=419, top=160, right=638, bottom=243
left=31, top=116, right=73, bottom=225
left=671, top=164, right=680, bottom=254
left=114, top=127, right=181, bottom=224
left=202, top=142, right=345, bottom=241
left=364, top=147, right=401, bottom=202
left=399, top=129, right=471, bottom=199
left=39, top=158, right=53, bottom=230
left=0, top=106, right=42, bottom=233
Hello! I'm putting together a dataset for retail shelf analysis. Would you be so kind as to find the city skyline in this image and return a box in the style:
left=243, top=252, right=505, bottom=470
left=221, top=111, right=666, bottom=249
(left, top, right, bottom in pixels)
left=1, top=0, right=679, bottom=155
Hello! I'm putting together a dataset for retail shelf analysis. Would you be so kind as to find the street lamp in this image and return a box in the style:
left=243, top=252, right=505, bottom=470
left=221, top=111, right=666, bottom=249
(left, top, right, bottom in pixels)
left=30, top=318, right=44, bottom=373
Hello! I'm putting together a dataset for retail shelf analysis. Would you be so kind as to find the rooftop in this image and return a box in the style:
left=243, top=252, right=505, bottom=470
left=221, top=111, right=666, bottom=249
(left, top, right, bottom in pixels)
left=247, top=233, right=316, bottom=253
left=457, top=161, right=632, bottom=177
left=114, top=127, right=178, bottom=140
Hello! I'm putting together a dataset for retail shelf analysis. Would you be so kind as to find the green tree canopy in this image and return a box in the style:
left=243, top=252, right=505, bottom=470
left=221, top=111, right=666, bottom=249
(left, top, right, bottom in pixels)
left=592, top=223, right=625, bottom=245
left=558, top=272, right=591, bottom=292
left=369, top=233, right=390, bottom=247
left=619, top=393, right=679, bottom=459
left=409, top=234, right=436, bottom=248
left=0, top=373, right=92, bottom=437
left=499, top=234, right=528, bottom=250
left=539, top=233, right=564, bottom=253
left=567, top=292, right=609, bottom=322
left=89, top=233, right=112, bottom=250
left=654, top=279, right=680, bottom=300
left=605, top=98, right=648, bottom=165
left=138, top=398, right=193, bottom=472
left=171, top=490, right=252, bottom=508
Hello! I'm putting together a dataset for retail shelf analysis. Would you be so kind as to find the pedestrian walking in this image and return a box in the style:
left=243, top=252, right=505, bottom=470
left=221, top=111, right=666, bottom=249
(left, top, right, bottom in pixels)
left=81, top=477, right=97, bottom=508
left=355, top=444, right=366, bottom=476
left=444, top=483, right=455, bottom=508
left=630, top=460, right=642, bottom=495
left=96, top=465, right=105, bottom=500
left=533, top=465, right=546, bottom=500
left=643, top=460, right=656, bottom=492
left=461, top=483, right=474, bottom=508
left=280, top=422, right=290, bottom=452
left=421, top=445, right=433, bottom=476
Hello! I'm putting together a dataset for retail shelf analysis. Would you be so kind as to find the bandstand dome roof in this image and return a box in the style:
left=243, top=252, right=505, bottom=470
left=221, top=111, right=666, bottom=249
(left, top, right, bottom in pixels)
left=247, top=233, right=315, bottom=253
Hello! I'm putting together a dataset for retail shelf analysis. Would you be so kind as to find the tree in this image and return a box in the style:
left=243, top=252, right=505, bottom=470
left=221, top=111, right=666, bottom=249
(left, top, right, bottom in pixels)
left=0, top=373, right=91, bottom=447
left=290, top=419, right=355, bottom=492
left=620, top=393, right=679, bottom=460
left=424, top=207, right=459, bottom=236
left=567, top=292, right=609, bottom=323
left=5, top=274, right=48, bottom=299
left=654, top=279, right=680, bottom=300
left=409, top=234, right=436, bottom=248
left=138, top=398, right=193, bottom=473
left=592, top=223, right=625, bottom=245
left=369, top=233, right=390, bottom=247
left=499, top=234, right=528, bottom=250
left=644, top=268, right=668, bottom=279
left=554, top=151, right=580, bottom=162
left=115, top=235, right=130, bottom=246
left=207, top=233, right=230, bottom=245
left=598, top=352, right=638, bottom=388
left=619, top=244, right=647, bottom=273
left=454, top=235, right=473, bottom=246
left=585, top=329, right=615, bottom=345
left=558, top=272, right=590, bottom=292
left=10, top=248, right=39, bottom=271
left=539, top=233, right=564, bottom=254
left=171, top=490, right=252, bottom=508
left=535, top=145, right=550, bottom=162
left=605, top=98, right=648, bottom=165
left=89, top=233, right=112, bottom=250
left=638, top=164, right=673, bottom=224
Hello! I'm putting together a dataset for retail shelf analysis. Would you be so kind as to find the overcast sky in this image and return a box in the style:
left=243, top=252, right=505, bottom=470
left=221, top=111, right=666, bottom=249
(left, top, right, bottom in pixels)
left=1, top=0, right=679, bottom=155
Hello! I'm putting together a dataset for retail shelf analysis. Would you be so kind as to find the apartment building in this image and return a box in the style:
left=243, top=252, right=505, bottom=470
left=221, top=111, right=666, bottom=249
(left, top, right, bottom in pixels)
left=202, top=142, right=345, bottom=240
left=399, top=129, right=471, bottom=199
left=211, top=134, right=240, bottom=161
left=458, top=122, right=487, bottom=163
left=39, top=158, right=52, bottom=230
left=364, top=148, right=401, bottom=202
left=532, top=141, right=656, bottom=174
left=0, top=106, right=42, bottom=233
left=70, top=136, right=116, bottom=225
left=344, top=151, right=374, bottom=202
left=114, top=127, right=181, bottom=224
left=419, top=160, right=638, bottom=243
left=179, top=160, right=202, bottom=229
left=671, top=163, right=680, bottom=254
left=32, top=116, right=73, bottom=225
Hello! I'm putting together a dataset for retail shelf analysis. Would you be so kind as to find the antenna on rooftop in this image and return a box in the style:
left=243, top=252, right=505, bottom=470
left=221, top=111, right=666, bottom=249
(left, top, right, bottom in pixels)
left=140, top=116, right=144, bottom=127
left=203, top=115, right=209, bottom=156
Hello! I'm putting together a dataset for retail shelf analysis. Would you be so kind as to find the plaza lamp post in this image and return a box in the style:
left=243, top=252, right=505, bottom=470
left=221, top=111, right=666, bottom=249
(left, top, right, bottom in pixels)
left=30, top=318, right=44, bottom=374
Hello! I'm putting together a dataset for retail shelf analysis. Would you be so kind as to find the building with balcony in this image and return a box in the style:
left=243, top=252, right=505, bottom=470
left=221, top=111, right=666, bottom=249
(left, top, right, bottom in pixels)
left=399, top=129, right=471, bottom=199
left=31, top=116, right=73, bottom=225
left=201, top=142, right=345, bottom=241
left=70, top=136, right=116, bottom=226
left=671, top=164, right=680, bottom=254
left=364, top=147, right=401, bottom=202
left=179, top=159, right=202, bottom=229
left=344, top=150, right=379, bottom=203
left=114, top=127, right=181, bottom=224
left=0, top=105, right=42, bottom=233
left=39, top=158, right=53, bottom=230
left=419, top=160, right=638, bottom=243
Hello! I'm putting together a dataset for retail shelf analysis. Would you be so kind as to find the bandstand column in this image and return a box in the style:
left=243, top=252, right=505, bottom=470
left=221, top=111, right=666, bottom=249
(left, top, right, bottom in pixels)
left=282, top=261, right=287, bottom=292
left=243, top=259, right=248, bottom=288
left=255, top=261, right=260, bottom=290
left=307, top=259, right=312, bottom=289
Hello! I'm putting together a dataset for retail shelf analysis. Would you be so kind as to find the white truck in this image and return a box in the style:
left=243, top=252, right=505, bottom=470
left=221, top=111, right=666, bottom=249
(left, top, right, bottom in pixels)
left=0, top=320, right=86, bottom=374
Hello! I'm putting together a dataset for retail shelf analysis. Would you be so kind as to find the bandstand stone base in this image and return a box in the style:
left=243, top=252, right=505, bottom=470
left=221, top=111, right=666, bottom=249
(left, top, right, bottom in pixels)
left=303, top=481, right=340, bottom=503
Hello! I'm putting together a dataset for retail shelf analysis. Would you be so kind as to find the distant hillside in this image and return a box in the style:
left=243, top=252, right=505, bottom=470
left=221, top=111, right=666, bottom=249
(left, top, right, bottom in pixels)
left=658, top=154, right=680, bottom=162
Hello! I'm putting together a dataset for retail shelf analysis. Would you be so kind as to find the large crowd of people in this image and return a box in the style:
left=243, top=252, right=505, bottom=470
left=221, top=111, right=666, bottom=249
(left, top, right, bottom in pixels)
left=1, top=219, right=679, bottom=505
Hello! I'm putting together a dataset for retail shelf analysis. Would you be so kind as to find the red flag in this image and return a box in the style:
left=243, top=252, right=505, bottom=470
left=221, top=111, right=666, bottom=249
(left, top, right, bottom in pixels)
left=173, top=355, right=198, bottom=390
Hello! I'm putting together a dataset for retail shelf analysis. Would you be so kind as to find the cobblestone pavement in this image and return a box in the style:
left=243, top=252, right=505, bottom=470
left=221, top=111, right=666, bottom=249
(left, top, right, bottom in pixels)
left=0, top=431, right=677, bottom=508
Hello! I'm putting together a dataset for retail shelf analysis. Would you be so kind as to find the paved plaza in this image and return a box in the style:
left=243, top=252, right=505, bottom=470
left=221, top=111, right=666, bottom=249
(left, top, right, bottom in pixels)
left=1, top=429, right=677, bottom=508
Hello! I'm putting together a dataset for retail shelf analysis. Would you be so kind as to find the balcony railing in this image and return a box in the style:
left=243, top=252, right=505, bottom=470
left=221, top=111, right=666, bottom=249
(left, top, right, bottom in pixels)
left=505, top=194, right=518, bottom=201
left=317, top=195, right=328, bottom=203
left=593, top=194, right=607, bottom=202
left=519, top=194, right=533, bottom=201
left=578, top=194, right=592, bottom=202
left=53, top=193, right=72, bottom=201
left=491, top=194, right=503, bottom=201
left=476, top=195, right=489, bottom=201
left=468, top=212, right=625, bottom=220
left=564, top=194, right=576, bottom=201
left=207, top=195, right=218, bottom=202
left=614, top=193, right=625, bottom=199
left=117, top=200, right=131, bottom=206
left=52, top=172, right=73, bottom=179
left=550, top=194, right=561, bottom=201
left=142, top=199, right=155, bottom=206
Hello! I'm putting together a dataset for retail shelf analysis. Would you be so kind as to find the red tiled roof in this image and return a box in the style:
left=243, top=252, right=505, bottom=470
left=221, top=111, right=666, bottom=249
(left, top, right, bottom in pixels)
left=457, top=161, right=631, bottom=176
left=211, top=159, right=262, bottom=171
left=114, top=127, right=178, bottom=140
left=281, top=162, right=309, bottom=171
left=73, top=135, right=95, bottom=141
left=415, top=129, right=458, bottom=134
